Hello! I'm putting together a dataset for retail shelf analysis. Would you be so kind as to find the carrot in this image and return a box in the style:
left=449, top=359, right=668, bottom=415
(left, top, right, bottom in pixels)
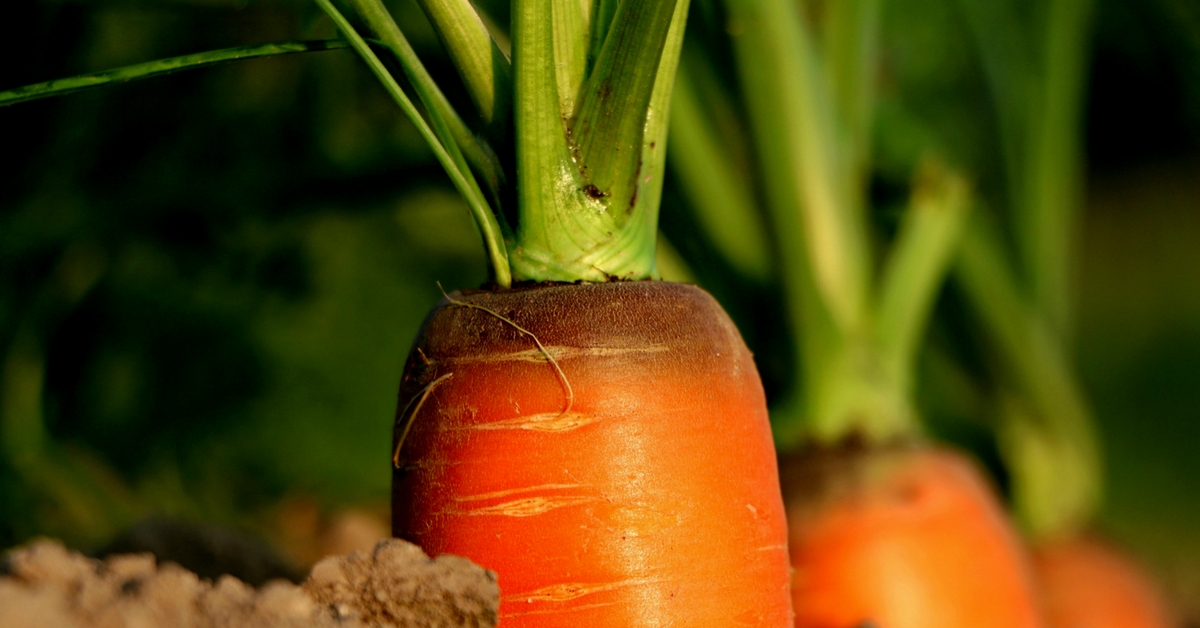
left=779, top=443, right=1043, bottom=628
left=0, top=0, right=790, bottom=619
left=1033, top=536, right=1174, bottom=628
left=296, top=0, right=797, bottom=622
left=392, top=281, right=791, bottom=625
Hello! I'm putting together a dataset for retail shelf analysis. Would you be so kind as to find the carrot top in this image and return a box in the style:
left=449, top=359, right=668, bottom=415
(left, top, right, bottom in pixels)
left=0, top=0, right=693, bottom=287
left=331, top=0, right=690, bottom=285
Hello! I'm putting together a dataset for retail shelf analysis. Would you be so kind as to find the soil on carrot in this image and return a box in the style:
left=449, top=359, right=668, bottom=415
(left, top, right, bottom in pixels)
left=0, top=537, right=499, bottom=628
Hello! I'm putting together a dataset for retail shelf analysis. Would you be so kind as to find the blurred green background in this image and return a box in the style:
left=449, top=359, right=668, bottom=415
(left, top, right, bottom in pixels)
left=2, top=0, right=1198, bottom=613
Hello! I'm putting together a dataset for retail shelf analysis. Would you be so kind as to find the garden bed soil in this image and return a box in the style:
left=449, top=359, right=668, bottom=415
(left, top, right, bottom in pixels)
left=0, top=537, right=498, bottom=628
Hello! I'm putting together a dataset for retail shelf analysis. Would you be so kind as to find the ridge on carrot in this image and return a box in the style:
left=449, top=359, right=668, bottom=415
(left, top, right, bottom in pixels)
left=668, top=0, right=1043, bottom=626
left=4, top=0, right=793, bottom=624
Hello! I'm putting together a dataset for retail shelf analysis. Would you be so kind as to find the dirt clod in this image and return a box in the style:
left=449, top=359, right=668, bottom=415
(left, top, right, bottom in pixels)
left=0, top=538, right=499, bottom=628
left=304, top=539, right=498, bottom=628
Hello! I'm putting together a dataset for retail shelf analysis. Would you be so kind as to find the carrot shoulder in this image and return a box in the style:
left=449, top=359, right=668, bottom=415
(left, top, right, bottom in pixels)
left=392, top=281, right=792, bottom=626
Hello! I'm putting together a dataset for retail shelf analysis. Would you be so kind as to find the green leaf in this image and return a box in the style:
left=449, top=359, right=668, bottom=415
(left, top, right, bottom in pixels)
left=405, top=0, right=513, bottom=131
left=0, top=40, right=350, bottom=108
left=315, top=0, right=511, bottom=287
left=346, top=0, right=508, bottom=216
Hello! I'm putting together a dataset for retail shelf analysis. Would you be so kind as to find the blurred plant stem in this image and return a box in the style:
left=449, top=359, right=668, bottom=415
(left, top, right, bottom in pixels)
left=956, top=0, right=1101, bottom=539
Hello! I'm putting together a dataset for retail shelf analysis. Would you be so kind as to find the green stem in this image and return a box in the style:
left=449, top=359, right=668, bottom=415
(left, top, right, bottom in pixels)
left=956, top=211, right=1101, bottom=538
left=552, top=0, right=589, bottom=118
left=509, top=0, right=688, bottom=281
left=1020, top=0, right=1093, bottom=341
left=406, top=0, right=513, bottom=133
left=726, top=0, right=870, bottom=337
left=824, top=0, right=882, bottom=193
left=349, top=0, right=508, bottom=215
left=875, top=160, right=971, bottom=394
left=0, top=40, right=350, bottom=108
left=668, top=56, right=770, bottom=281
left=317, top=0, right=511, bottom=287
left=572, top=0, right=679, bottom=209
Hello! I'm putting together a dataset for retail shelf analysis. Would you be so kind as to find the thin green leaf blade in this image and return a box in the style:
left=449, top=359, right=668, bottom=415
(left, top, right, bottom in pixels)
left=314, top=0, right=511, bottom=287
left=0, top=40, right=349, bottom=108
left=348, top=0, right=508, bottom=214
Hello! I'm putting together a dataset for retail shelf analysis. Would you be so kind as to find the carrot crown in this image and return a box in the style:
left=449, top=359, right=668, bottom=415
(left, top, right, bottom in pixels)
left=331, top=0, right=690, bottom=285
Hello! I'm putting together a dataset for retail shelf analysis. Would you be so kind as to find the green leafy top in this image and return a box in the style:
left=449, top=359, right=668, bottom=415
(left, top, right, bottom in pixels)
left=2, top=0, right=694, bottom=287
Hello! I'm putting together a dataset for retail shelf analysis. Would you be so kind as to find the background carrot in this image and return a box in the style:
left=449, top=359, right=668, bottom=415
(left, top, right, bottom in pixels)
left=950, top=0, right=1176, bottom=624
left=1034, top=536, right=1175, bottom=628
left=781, top=445, right=1041, bottom=628
left=668, top=0, right=1045, bottom=625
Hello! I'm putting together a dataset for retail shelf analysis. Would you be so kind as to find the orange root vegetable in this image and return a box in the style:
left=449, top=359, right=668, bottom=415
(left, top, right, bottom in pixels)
left=780, top=443, right=1044, bottom=628
left=1034, top=536, right=1174, bottom=628
left=391, top=281, right=792, bottom=626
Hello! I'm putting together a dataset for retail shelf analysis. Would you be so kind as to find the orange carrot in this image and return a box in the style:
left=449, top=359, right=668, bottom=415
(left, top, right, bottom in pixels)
left=1034, top=536, right=1174, bottom=628
left=392, top=281, right=792, bottom=626
left=780, top=443, right=1044, bottom=628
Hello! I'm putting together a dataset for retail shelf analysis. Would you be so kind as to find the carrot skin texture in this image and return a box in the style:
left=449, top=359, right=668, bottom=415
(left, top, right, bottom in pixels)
left=392, top=281, right=792, bottom=626
left=1034, top=536, right=1174, bottom=628
left=780, top=445, right=1044, bottom=628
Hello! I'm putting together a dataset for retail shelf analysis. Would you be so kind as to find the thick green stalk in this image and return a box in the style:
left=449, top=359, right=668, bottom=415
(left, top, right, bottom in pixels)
left=552, top=0, right=590, bottom=117
left=957, top=0, right=1033, bottom=221
left=726, top=0, right=870, bottom=338
left=876, top=161, right=970, bottom=396
left=572, top=0, right=680, bottom=210
left=824, top=0, right=882, bottom=188
left=627, top=0, right=691, bottom=256
left=509, top=0, right=687, bottom=281
left=407, top=0, right=513, bottom=132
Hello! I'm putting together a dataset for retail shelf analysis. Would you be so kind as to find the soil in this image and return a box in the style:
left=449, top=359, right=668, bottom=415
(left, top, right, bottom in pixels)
left=0, top=538, right=499, bottom=628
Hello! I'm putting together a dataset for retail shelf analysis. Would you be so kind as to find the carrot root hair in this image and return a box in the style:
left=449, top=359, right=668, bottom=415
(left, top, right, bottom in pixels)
left=438, top=282, right=575, bottom=415
left=393, top=372, right=454, bottom=468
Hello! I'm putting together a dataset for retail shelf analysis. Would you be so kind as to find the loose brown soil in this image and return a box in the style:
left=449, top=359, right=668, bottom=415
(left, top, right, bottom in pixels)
left=0, top=538, right=499, bottom=628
